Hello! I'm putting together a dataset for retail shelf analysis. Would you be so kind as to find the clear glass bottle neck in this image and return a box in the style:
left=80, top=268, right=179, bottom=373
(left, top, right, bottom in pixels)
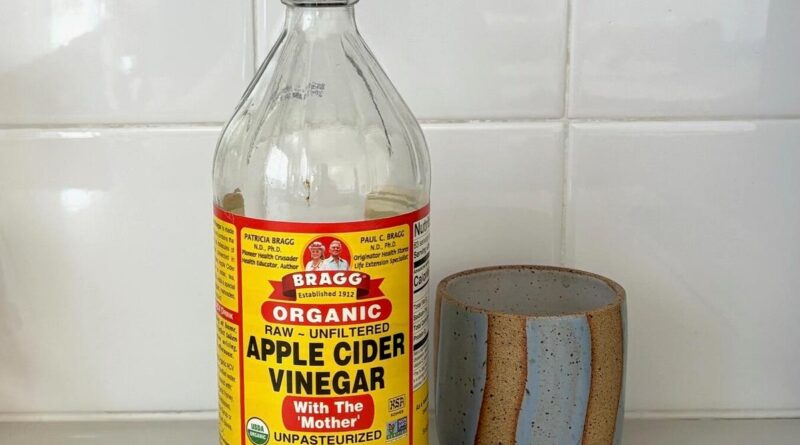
left=283, top=3, right=358, bottom=36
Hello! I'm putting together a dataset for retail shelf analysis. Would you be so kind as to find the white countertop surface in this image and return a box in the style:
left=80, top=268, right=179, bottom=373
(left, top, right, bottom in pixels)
left=1, top=418, right=799, bottom=444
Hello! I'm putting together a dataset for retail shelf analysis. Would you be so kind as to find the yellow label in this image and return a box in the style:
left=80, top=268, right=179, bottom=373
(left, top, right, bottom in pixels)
left=215, top=206, right=430, bottom=445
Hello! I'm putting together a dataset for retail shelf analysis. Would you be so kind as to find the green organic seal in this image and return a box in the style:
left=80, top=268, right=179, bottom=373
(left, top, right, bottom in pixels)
left=246, top=418, right=269, bottom=445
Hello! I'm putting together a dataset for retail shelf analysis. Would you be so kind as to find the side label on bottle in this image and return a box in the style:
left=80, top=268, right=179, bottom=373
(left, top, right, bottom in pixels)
left=214, top=206, right=430, bottom=445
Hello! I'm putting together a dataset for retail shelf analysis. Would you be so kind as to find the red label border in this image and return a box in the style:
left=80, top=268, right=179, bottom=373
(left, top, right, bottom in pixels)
left=214, top=204, right=430, bottom=234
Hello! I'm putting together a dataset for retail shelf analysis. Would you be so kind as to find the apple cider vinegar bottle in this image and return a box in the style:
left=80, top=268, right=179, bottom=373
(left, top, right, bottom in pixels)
left=212, top=1, right=431, bottom=444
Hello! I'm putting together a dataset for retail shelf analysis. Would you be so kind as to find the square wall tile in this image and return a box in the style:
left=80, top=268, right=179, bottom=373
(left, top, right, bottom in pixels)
left=424, top=123, right=564, bottom=289
left=260, top=0, right=568, bottom=120
left=566, top=121, right=800, bottom=412
left=0, top=1, right=254, bottom=125
left=569, top=0, right=800, bottom=118
left=0, top=128, right=220, bottom=412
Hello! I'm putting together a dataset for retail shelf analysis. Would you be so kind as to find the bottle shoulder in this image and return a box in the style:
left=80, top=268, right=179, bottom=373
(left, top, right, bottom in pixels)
left=213, top=30, right=429, bottom=222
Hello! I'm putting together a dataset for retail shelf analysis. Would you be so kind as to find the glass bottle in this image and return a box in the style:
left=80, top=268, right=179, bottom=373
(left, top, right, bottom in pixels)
left=212, top=1, right=431, bottom=444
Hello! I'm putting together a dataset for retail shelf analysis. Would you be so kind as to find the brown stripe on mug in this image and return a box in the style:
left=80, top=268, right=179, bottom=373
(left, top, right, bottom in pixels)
left=475, top=314, right=528, bottom=444
left=582, top=305, right=625, bottom=445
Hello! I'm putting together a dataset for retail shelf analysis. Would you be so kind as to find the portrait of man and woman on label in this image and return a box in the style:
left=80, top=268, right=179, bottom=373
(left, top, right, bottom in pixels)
left=304, top=237, right=350, bottom=271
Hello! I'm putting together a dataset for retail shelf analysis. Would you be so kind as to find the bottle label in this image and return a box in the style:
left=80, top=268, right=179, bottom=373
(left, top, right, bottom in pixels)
left=214, top=206, right=430, bottom=445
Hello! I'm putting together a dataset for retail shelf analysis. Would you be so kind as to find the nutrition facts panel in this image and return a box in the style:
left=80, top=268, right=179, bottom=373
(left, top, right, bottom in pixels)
left=412, top=214, right=430, bottom=391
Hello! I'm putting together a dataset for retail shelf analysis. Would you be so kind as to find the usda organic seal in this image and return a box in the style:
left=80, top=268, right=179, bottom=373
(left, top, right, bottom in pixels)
left=246, top=417, right=269, bottom=445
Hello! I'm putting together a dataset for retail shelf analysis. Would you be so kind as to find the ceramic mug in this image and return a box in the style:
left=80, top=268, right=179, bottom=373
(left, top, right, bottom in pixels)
left=436, top=265, right=626, bottom=445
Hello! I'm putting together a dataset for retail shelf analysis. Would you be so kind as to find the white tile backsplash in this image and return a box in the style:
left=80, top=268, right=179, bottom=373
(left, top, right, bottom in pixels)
left=569, top=0, right=800, bottom=118
left=0, top=128, right=220, bottom=412
left=425, top=123, right=564, bottom=287
left=260, top=0, right=569, bottom=120
left=2, top=0, right=799, bottom=418
left=566, top=121, right=800, bottom=411
left=0, top=1, right=254, bottom=125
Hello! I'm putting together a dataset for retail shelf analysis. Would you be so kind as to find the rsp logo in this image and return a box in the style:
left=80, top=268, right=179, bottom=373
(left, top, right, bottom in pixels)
left=388, top=395, right=405, bottom=413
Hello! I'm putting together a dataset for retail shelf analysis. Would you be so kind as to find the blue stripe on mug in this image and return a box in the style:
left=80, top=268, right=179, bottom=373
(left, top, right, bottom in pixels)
left=516, top=317, right=592, bottom=444
left=436, top=304, right=488, bottom=443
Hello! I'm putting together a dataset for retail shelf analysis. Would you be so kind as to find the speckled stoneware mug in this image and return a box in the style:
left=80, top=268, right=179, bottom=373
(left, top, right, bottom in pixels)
left=436, top=265, right=626, bottom=445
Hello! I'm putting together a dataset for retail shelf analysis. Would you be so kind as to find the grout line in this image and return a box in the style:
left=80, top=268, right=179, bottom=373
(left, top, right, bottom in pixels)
left=558, top=123, right=571, bottom=266
left=0, top=123, right=226, bottom=131
left=557, top=0, right=574, bottom=267
left=2, top=116, right=800, bottom=131
left=419, top=116, right=800, bottom=125
left=251, top=0, right=259, bottom=75
left=567, top=115, right=800, bottom=123
left=562, top=0, right=574, bottom=119
left=418, top=118, right=564, bottom=125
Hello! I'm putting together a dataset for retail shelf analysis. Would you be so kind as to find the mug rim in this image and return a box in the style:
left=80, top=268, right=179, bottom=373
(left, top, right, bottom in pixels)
left=437, top=264, right=626, bottom=319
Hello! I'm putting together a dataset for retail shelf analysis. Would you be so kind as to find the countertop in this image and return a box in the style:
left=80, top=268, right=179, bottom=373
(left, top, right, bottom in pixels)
left=1, top=418, right=799, bottom=444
